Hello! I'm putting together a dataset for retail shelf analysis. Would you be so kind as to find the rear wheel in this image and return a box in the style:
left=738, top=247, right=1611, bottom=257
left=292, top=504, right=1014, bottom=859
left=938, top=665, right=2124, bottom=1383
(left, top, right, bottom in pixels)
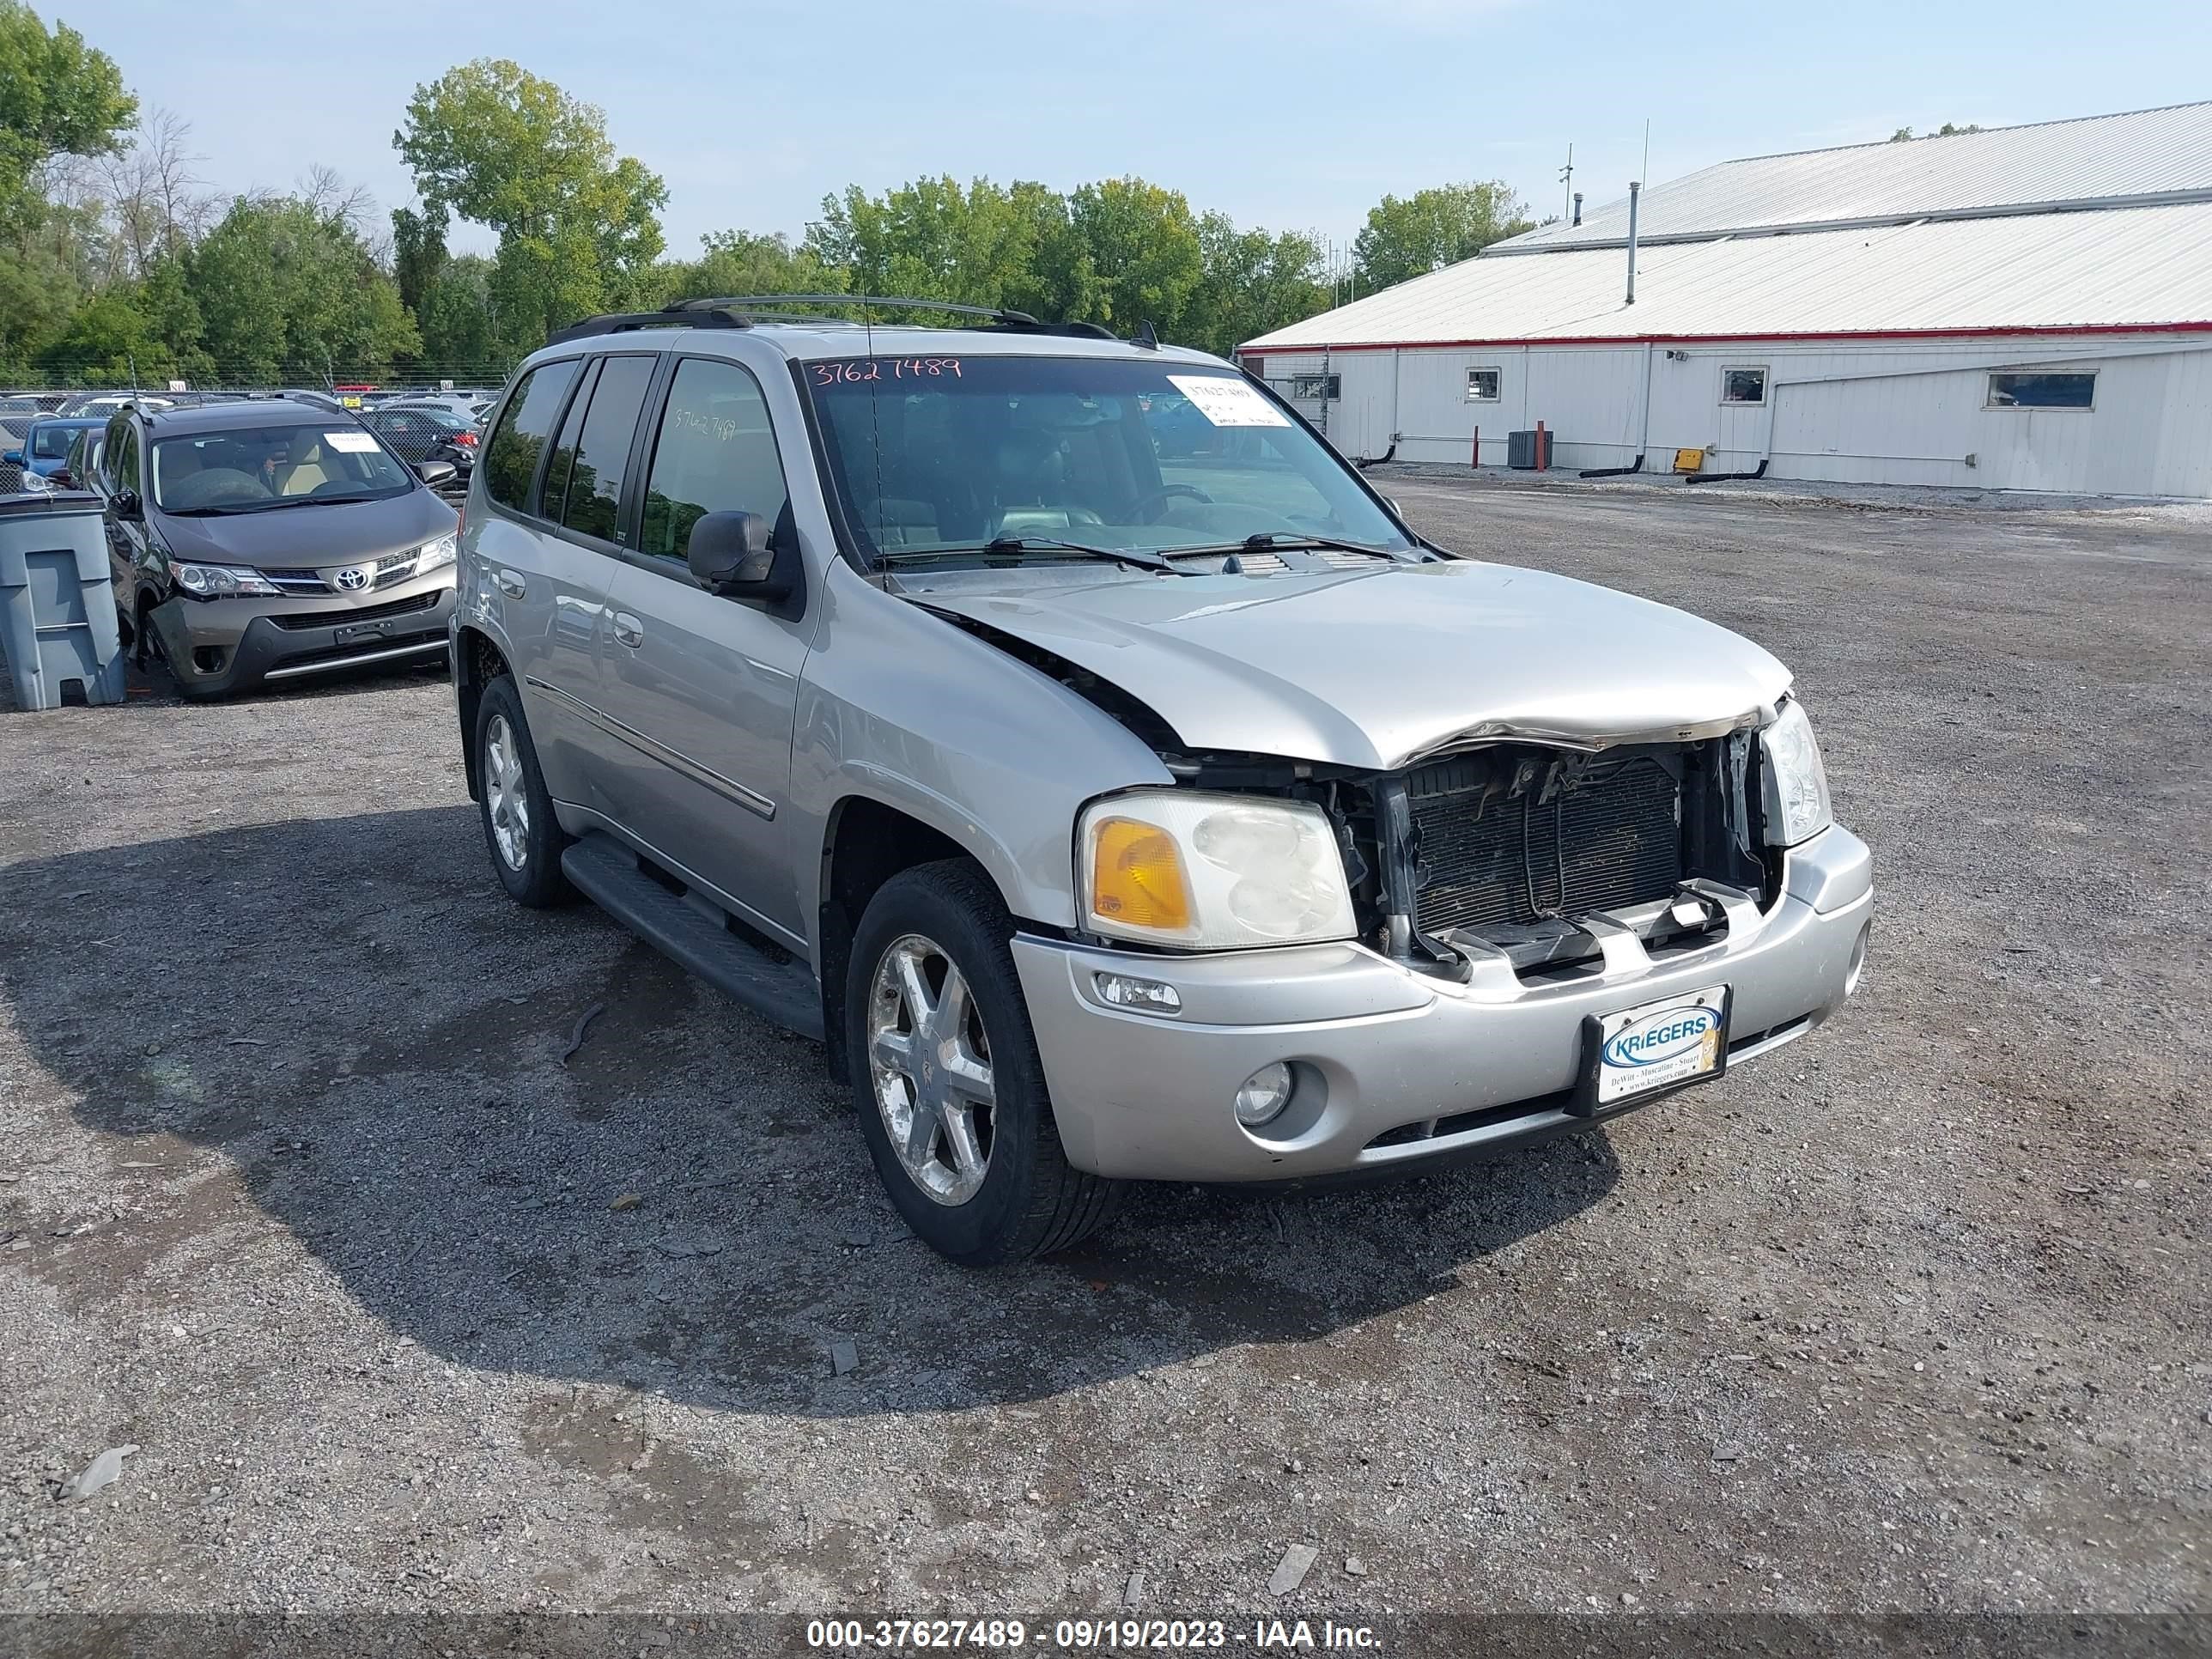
left=848, top=861, right=1123, bottom=1265
left=474, top=675, right=574, bottom=908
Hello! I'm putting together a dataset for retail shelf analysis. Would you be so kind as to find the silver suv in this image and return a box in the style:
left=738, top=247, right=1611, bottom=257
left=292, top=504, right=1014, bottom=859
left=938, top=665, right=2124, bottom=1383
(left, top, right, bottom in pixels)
left=453, top=296, right=1872, bottom=1264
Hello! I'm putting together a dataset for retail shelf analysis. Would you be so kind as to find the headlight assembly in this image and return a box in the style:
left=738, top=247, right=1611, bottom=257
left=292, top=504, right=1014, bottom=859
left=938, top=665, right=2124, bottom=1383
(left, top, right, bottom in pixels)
left=414, top=533, right=457, bottom=573
left=1079, top=791, right=1356, bottom=950
left=172, top=562, right=280, bottom=599
left=1759, top=699, right=1832, bottom=846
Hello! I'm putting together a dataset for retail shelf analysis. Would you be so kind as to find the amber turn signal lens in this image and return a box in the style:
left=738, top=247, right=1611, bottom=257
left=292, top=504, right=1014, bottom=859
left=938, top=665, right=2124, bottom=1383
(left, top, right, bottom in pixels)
left=1089, top=817, right=1193, bottom=933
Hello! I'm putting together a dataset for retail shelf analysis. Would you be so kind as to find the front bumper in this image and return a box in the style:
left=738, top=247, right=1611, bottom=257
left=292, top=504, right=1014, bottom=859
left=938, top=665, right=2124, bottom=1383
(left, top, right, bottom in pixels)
left=149, top=575, right=456, bottom=697
left=1014, top=823, right=1873, bottom=1182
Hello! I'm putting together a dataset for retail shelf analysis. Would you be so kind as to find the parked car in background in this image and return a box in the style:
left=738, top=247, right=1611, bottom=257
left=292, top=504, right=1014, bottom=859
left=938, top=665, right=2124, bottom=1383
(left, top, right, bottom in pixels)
left=0, top=416, right=27, bottom=487
left=6, top=415, right=106, bottom=490
left=88, top=399, right=460, bottom=698
left=3, top=391, right=71, bottom=411
left=59, top=391, right=173, bottom=419
left=453, top=298, right=1872, bottom=1264
left=362, top=401, right=479, bottom=482
left=63, top=424, right=103, bottom=493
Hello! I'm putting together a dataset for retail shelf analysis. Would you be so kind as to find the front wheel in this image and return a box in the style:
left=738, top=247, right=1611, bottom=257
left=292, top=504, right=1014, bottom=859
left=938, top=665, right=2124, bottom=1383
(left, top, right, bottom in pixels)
left=848, top=860, right=1123, bottom=1265
left=474, top=675, right=574, bottom=908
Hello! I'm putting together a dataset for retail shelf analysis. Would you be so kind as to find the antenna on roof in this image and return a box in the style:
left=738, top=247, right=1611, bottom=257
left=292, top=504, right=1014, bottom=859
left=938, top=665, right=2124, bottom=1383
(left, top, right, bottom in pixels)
left=1559, top=143, right=1574, bottom=222
left=1133, top=319, right=1158, bottom=350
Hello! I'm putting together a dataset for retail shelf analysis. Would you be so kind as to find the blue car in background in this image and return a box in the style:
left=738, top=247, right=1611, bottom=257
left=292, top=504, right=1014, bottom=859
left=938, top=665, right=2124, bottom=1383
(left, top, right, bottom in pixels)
left=7, top=415, right=106, bottom=489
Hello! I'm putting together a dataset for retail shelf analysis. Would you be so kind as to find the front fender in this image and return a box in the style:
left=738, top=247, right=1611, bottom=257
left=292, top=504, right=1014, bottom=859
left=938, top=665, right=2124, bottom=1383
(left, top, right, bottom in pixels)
left=789, top=563, right=1175, bottom=939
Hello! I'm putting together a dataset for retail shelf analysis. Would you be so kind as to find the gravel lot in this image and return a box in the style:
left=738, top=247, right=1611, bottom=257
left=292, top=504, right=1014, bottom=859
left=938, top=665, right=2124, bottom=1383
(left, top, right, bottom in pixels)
left=2, top=476, right=2207, bottom=1633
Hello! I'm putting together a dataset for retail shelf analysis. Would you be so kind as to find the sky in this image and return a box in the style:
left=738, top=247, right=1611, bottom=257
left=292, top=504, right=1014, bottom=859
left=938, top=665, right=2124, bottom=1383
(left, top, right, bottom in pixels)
left=81, top=0, right=2212, bottom=264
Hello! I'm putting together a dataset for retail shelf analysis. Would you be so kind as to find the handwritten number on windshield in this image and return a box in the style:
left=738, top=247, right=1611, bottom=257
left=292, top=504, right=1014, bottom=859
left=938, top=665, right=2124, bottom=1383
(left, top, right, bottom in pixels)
left=811, top=358, right=963, bottom=386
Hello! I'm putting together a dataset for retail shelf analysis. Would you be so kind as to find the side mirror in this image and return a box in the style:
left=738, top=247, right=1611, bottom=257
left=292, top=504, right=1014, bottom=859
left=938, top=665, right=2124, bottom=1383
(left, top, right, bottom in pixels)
left=2, top=449, right=21, bottom=466
left=686, top=509, right=798, bottom=605
left=112, top=489, right=142, bottom=520
left=416, top=459, right=457, bottom=487
left=50, top=469, right=71, bottom=489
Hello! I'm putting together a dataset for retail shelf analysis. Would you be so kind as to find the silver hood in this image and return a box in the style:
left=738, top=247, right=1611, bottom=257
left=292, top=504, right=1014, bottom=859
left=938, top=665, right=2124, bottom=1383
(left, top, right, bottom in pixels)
left=910, top=560, right=1792, bottom=770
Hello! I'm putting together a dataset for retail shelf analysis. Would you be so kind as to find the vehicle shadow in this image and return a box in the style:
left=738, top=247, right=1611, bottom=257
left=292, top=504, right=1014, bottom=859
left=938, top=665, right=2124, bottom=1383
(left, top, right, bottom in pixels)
left=5, top=805, right=1619, bottom=1418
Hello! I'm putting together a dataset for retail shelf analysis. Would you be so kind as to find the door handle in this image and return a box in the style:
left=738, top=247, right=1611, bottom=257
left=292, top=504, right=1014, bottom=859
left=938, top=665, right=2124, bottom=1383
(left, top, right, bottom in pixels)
left=611, top=612, right=645, bottom=648
left=493, top=568, right=526, bottom=599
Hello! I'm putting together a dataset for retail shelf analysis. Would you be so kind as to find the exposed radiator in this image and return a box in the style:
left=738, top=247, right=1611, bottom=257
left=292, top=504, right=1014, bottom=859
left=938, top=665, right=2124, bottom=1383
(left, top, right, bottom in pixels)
left=1407, top=754, right=1684, bottom=933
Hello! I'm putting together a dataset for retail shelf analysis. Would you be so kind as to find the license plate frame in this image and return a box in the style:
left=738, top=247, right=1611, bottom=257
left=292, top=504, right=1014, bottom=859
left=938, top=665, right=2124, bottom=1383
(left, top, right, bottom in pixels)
left=1570, top=983, right=1733, bottom=1118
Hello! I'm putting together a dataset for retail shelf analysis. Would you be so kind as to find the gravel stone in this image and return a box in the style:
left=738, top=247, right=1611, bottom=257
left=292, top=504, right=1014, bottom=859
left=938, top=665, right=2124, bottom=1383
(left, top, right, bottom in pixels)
left=1, top=481, right=2206, bottom=1613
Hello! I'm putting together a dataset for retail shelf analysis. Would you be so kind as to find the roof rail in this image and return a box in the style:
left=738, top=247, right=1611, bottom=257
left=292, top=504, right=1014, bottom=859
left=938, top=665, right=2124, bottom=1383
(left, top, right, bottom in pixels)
left=550, top=295, right=1143, bottom=349
left=545, top=307, right=755, bottom=347
left=671, top=294, right=1045, bottom=326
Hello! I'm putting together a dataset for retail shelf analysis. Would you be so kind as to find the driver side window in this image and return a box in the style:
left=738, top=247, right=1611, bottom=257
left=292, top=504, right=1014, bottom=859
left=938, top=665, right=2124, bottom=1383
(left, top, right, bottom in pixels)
left=637, top=357, right=791, bottom=563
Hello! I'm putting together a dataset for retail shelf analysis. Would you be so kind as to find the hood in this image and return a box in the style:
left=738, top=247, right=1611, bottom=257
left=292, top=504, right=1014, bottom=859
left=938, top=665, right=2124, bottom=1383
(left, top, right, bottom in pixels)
left=152, top=488, right=456, bottom=573
left=910, top=560, right=1790, bottom=770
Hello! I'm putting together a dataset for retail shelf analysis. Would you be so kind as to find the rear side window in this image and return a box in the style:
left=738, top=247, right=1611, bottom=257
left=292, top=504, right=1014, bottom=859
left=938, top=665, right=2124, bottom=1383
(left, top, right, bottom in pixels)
left=538, top=362, right=597, bottom=520
left=557, top=356, right=656, bottom=544
left=107, top=422, right=140, bottom=492
left=639, top=358, right=790, bottom=562
left=483, top=360, right=580, bottom=512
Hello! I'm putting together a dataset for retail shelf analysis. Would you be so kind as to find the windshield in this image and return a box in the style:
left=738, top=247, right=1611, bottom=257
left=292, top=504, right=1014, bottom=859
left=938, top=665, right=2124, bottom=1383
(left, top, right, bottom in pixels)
left=31, top=425, right=79, bottom=459
left=149, top=423, right=416, bottom=513
left=804, top=356, right=1412, bottom=563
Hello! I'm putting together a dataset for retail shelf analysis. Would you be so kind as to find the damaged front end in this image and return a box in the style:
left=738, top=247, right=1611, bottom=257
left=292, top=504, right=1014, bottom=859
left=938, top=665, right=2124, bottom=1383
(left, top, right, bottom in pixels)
left=1157, top=727, right=1776, bottom=988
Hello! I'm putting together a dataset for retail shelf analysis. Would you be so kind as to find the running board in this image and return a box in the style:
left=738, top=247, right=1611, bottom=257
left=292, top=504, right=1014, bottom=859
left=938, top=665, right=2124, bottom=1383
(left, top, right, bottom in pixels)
left=560, top=832, right=825, bottom=1042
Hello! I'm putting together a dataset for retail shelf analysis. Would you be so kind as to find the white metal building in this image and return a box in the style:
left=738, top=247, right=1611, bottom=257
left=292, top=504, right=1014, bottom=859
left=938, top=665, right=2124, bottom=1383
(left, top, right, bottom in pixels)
left=1242, top=103, right=2212, bottom=496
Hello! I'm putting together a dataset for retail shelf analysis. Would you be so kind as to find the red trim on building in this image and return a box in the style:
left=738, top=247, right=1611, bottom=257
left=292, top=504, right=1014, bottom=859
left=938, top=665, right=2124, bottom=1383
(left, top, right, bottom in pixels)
left=1237, top=320, right=2212, bottom=358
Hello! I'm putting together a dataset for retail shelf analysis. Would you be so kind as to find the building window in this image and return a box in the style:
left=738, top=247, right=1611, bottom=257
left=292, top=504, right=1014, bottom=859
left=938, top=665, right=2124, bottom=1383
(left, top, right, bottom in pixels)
left=1987, top=371, right=2095, bottom=410
left=1466, top=368, right=1502, bottom=403
left=1290, top=374, right=1340, bottom=401
left=1721, top=366, right=1768, bottom=405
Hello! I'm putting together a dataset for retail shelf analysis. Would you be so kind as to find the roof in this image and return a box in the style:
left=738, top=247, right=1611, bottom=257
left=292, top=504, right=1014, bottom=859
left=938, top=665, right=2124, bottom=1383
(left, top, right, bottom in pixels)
left=530, top=321, right=1225, bottom=367
left=1243, top=200, right=2212, bottom=350
left=1498, top=100, right=2212, bottom=252
left=143, top=398, right=359, bottom=434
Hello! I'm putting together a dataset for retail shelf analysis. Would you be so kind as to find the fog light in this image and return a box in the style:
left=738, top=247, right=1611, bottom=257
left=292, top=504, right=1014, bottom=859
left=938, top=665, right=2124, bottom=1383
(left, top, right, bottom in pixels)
left=1235, top=1061, right=1295, bottom=1128
left=1094, top=971, right=1182, bottom=1015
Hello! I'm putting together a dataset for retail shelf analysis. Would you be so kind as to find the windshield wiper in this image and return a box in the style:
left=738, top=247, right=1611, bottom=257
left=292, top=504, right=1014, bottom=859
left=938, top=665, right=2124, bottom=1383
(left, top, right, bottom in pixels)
left=880, top=536, right=1187, bottom=576
left=1237, top=532, right=1413, bottom=561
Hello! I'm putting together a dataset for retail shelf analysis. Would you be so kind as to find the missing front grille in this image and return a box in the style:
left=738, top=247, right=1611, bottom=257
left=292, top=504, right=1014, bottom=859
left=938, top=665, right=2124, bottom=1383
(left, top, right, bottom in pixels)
left=1407, top=750, right=1684, bottom=933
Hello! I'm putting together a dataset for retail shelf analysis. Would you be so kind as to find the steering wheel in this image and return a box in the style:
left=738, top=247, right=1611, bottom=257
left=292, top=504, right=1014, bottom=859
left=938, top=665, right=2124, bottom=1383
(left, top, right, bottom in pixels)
left=1131, top=483, right=1214, bottom=523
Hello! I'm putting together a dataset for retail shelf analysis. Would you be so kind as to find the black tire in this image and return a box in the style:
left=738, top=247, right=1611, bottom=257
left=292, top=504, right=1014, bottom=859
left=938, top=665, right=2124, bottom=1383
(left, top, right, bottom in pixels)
left=847, top=860, right=1124, bottom=1266
left=473, top=674, right=575, bottom=908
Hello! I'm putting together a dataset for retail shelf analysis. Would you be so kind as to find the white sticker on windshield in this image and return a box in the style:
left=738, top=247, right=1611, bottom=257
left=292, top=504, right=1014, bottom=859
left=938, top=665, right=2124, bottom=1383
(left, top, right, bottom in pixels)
left=1167, top=374, right=1291, bottom=428
left=324, top=429, right=379, bottom=453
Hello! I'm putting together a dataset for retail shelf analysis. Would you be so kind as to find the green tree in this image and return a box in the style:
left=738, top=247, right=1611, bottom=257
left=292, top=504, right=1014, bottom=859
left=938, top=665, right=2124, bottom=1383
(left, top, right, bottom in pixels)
left=0, top=0, right=135, bottom=219
left=1060, top=177, right=1201, bottom=335
left=0, top=1, right=136, bottom=363
left=394, top=58, right=666, bottom=352
left=804, top=175, right=1058, bottom=319
left=1888, top=122, right=1984, bottom=142
left=1351, top=180, right=1532, bottom=293
left=414, top=252, right=504, bottom=372
left=191, top=195, right=419, bottom=381
left=390, top=203, right=447, bottom=314
left=1182, top=211, right=1328, bottom=356
left=645, top=228, right=840, bottom=308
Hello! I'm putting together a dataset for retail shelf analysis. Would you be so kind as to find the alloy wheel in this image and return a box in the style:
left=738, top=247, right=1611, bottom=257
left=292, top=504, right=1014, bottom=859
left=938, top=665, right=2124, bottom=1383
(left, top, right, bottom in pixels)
left=866, top=933, right=996, bottom=1206
left=483, top=713, right=530, bottom=871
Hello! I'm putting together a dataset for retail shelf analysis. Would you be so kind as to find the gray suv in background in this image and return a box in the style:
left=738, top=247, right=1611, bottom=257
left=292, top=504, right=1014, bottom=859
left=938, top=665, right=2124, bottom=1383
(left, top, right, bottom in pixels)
left=454, top=296, right=1871, bottom=1265
left=94, top=398, right=461, bottom=698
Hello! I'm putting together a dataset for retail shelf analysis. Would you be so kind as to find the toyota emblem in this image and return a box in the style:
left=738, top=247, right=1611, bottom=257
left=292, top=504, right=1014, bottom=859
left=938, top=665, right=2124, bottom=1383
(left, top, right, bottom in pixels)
left=333, top=565, right=371, bottom=592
